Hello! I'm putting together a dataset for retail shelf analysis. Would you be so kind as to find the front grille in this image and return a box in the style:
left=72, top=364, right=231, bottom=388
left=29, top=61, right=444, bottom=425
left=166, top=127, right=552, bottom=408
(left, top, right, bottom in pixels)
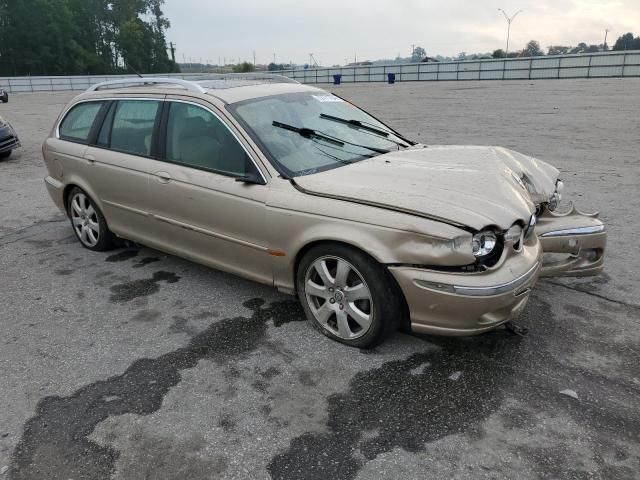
left=0, top=135, right=19, bottom=150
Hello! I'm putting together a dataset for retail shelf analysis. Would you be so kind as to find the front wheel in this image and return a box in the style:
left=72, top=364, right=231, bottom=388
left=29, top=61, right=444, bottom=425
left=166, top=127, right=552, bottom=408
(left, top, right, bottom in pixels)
left=1, top=91, right=8, bottom=103
left=0, top=150, right=11, bottom=159
left=67, top=187, right=116, bottom=251
left=296, top=244, right=401, bottom=348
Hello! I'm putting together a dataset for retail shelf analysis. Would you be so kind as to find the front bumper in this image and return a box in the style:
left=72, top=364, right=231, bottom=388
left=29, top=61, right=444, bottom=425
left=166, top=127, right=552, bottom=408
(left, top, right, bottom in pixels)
left=389, top=242, right=542, bottom=335
left=0, top=124, right=20, bottom=154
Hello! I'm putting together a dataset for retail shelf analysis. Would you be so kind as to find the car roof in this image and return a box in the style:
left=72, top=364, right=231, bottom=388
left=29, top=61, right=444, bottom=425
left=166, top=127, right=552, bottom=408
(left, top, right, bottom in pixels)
left=82, top=75, right=325, bottom=104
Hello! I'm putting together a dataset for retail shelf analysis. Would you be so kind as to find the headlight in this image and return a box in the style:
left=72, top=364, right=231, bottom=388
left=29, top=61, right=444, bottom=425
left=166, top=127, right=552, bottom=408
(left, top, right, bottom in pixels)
left=504, top=224, right=523, bottom=243
left=472, top=230, right=497, bottom=257
left=548, top=180, right=564, bottom=211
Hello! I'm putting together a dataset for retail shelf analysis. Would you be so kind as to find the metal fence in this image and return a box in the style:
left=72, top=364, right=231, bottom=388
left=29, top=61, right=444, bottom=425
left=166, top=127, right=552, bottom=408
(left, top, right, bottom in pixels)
left=275, top=50, right=640, bottom=84
left=2, top=51, right=639, bottom=92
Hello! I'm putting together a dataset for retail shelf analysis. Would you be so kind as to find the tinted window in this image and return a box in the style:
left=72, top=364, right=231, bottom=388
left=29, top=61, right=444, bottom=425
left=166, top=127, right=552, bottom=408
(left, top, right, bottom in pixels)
left=166, top=102, right=248, bottom=176
left=59, top=102, right=103, bottom=143
left=96, top=102, right=116, bottom=148
left=109, top=100, right=160, bottom=156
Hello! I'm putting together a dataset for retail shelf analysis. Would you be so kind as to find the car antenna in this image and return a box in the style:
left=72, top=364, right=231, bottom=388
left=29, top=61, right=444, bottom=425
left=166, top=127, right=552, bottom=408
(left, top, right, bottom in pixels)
left=126, top=63, right=144, bottom=79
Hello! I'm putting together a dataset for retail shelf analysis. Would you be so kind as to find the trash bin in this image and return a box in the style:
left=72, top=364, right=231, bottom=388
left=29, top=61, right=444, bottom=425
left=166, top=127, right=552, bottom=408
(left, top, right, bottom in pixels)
left=333, top=74, right=342, bottom=85
left=387, top=73, right=396, bottom=84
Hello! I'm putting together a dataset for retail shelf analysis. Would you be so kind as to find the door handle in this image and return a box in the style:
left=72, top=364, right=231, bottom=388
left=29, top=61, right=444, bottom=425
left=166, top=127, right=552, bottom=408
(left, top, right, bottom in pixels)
left=155, top=171, right=171, bottom=184
left=84, top=154, right=96, bottom=163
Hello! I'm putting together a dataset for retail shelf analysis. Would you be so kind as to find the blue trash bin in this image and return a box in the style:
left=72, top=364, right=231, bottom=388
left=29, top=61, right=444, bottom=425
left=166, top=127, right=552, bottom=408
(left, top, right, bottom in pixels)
left=387, top=73, right=396, bottom=84
left=333, top=74, right=342, bottom=85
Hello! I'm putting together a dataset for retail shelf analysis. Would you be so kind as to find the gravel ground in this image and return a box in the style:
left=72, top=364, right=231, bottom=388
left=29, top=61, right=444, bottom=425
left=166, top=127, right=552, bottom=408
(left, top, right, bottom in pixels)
left=0, top=78, right=639, bottom=480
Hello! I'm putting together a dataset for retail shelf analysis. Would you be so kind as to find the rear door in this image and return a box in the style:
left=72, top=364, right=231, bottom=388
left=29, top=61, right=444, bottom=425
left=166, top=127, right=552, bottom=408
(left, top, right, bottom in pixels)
left=146, top=98, right=272, bottom=285
left=83, top=97, right=163, bottom=243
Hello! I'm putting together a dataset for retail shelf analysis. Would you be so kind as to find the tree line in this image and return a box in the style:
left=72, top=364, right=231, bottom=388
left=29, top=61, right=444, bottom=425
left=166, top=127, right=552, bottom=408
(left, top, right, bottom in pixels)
left=405, top=33, right=640, bottom=64
left=492, top=32, right=640, bottom=59
left=0, top=0, right=179, bottom=76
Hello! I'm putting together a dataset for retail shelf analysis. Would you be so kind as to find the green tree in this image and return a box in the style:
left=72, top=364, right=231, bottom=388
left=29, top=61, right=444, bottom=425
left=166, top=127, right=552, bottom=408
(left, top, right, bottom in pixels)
left=411, top=46, right=426, bottom=62
left=612, top=33, right=640, bottom=51
left=492, top=49, right=506, bottom=58
left=522, top=40, right=544, bottom=57
left=0, top=0, right=178, bottom=76
left=547, top=45, right=570, bottom=56
left=233, top=62, right=255, bottom=73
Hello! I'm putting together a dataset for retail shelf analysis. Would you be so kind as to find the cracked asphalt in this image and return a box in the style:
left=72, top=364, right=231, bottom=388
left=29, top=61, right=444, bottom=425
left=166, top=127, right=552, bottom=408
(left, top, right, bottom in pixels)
left=1, top=79, right=639, bottom=479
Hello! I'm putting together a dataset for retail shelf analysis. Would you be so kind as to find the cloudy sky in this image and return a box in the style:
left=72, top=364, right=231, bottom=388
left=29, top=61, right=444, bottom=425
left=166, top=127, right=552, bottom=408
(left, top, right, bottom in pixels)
left=162, top=0, right=640, bottom=65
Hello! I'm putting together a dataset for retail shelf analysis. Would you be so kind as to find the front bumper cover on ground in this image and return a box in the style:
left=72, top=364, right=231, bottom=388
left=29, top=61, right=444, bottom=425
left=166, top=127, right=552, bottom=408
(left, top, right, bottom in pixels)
left=536, top=203, right=607, bottom=277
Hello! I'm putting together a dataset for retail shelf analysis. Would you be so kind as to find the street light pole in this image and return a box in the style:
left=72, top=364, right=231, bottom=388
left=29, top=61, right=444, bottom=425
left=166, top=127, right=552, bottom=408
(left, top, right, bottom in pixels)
left=498, top=8, right=523, bottom=56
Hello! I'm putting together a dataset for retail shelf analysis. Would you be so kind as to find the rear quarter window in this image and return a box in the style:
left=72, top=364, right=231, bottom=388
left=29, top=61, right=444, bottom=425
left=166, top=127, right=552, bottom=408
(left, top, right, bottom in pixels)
left=59, top=102, right=104, bottom=143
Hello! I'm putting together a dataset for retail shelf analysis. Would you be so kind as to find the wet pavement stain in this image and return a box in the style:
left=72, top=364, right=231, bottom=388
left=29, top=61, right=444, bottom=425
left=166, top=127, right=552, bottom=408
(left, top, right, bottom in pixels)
left=105, top=250, right=139, bottom=263
left=132, top=257, right=161, bottom=269
left=54, top=269, right=74, bottom=276
left=131, top=310, right=162, bottom=323
left=25, top=239, right=54, bottom=248
left=168, top=316, right=200, bottom=337
left=268, top=336, right=518, bottom=480
left=9, top=298, right=303, bottom=480
left=268, top=296, right=640, bottom=480
left=109, top=271, right=180, bottom=303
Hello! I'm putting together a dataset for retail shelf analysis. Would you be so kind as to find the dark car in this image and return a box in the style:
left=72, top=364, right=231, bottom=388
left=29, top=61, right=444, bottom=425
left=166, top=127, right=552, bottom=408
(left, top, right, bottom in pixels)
left=0, top=116, right=20, bottom=159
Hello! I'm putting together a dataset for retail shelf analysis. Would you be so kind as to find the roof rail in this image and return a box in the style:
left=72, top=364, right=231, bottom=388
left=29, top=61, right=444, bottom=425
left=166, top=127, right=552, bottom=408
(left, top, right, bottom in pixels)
left=87, top=77, right=207, bottom=93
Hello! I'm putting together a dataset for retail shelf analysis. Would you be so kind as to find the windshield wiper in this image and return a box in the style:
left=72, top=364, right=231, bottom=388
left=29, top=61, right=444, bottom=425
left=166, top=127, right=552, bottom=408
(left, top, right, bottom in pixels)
left=319, top=113, right=412, bottom=147
left=272, top=121, right=391, bottom=154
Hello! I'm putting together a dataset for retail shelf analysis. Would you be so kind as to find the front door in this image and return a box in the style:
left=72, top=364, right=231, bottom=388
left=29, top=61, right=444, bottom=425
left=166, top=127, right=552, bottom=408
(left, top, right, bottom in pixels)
left=147, top=99, right=272, bottom=285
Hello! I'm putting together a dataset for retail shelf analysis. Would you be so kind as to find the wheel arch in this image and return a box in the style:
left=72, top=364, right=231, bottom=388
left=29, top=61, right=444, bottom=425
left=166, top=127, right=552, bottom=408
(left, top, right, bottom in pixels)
left=291, top=239, right=410, bottom=329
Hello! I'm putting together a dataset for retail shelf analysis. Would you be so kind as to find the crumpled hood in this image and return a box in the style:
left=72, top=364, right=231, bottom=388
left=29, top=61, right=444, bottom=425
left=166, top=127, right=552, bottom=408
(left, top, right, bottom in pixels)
left=294, top=145, right=559, bottom=231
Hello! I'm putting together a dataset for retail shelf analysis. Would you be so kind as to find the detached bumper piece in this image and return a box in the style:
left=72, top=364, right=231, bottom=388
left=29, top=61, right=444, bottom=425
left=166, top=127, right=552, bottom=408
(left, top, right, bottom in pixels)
left=0, top=124, right=20, bottom=155
left=536, top=203, right=606, bottom=277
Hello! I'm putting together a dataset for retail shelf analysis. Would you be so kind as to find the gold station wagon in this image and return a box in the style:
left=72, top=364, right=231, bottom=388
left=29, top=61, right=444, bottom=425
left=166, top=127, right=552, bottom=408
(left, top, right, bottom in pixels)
left=43, top=75, right=607, bottom=347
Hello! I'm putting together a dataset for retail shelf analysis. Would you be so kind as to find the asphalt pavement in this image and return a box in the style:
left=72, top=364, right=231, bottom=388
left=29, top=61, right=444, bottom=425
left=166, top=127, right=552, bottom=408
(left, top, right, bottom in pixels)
left=0, top=78, right=639, bottom=479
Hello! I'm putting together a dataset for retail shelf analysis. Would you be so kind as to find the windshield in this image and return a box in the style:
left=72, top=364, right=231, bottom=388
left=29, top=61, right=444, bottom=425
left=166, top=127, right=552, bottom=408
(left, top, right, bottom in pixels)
left=230, top=92, right=409, bottom=177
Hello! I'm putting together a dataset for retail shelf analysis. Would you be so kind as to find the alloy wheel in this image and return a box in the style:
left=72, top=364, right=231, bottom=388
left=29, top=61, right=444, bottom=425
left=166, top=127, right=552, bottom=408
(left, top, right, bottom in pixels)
left=304, top=256, right=373, bottom=340
left=70, top=193, right=100, bottom=247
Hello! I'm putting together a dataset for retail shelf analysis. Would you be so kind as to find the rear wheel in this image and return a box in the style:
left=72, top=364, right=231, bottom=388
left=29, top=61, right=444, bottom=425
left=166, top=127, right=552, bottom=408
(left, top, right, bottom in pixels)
left=0, top=150, right=11, bottom=159
left=67, top=187, right=116, bottom=251
left=296, top=244, right=400, bottom=348
left=1, top=91, right=8, bottom=103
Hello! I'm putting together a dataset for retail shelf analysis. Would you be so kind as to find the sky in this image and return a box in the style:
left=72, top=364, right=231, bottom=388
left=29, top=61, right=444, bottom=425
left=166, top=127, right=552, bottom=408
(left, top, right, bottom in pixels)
left=162, top=0, right=640, bottom=65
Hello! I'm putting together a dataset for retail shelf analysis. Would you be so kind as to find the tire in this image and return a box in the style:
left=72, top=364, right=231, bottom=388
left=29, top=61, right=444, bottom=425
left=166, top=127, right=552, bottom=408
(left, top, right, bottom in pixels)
left=0, top=150, right=11, bottom=159
left=296, top=243, right=401, bottom=348
left=1, top=92, right=7, bottom=103
left=67, top=187, right=116, bottom=251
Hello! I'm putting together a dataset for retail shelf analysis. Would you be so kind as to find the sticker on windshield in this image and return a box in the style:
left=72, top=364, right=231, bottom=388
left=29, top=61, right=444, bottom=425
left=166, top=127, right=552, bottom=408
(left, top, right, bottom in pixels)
left=312, top=95, right=344, bottom=103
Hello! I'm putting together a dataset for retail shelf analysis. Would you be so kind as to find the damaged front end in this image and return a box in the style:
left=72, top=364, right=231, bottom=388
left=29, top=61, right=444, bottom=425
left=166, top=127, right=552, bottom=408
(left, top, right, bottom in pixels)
left=536, top=202, right=606, bottom=277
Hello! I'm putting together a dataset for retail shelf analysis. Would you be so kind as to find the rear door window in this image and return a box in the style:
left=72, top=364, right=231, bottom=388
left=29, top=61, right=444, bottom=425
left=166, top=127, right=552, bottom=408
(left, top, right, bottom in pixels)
left=106, top=100, right=161, bottom=157
left=59, top=101, right=104, bottom=143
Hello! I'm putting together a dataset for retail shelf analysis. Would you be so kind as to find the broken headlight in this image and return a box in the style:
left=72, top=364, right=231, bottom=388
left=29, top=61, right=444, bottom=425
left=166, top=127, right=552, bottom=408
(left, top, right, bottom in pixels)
left=472, top=230, right=497, bottom=257
left=548, top=180, right=564, bottom=211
